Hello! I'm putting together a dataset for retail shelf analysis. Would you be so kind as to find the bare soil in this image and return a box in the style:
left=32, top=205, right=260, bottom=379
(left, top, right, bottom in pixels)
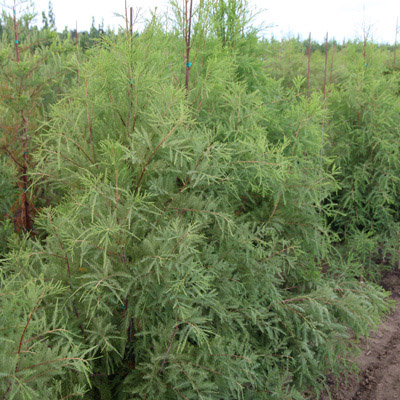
left=319, top=268, right=400, bottom=400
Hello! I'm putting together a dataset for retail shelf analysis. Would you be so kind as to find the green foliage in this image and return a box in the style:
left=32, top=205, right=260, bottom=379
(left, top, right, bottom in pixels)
left=0, top=7, right=73, bottom=126
left=259, top=35, right=400, bottom=270
left=0, top=4, right=75, bottom=233
left=0, top=270, right=90, bottom=399
left=326, top=62, right=400, bottom=268
left=0, top=157, right=18, bottom=255
left=41, top=1, right=56, bottom=31
left=211, top=0, right=250, bottom=45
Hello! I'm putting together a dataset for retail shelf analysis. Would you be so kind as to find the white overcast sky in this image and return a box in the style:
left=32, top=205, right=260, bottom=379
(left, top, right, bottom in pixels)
left=6, top=0, right=400, bottom=43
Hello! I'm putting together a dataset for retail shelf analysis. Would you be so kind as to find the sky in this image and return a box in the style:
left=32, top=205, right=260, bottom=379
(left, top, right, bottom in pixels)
left=4, top=0, right=400, bottom=44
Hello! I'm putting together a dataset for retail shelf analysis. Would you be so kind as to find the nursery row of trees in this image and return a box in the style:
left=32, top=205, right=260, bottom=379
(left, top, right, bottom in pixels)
left=1, top=0, right=399, bottom=399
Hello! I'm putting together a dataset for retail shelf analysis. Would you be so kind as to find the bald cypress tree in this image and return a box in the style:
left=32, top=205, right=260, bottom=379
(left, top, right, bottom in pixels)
left=326, top=45, right=400, bottom=269
left=0, top=1, right=391, bottom=399
left=0, top=1, right=74, bottom=237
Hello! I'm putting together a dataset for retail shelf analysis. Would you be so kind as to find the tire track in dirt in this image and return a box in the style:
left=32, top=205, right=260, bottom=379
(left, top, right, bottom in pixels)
left=319, top=269, right=400, bottom=400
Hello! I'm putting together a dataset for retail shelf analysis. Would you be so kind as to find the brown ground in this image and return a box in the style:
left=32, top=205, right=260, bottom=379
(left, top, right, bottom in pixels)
left=319, top=268, right=400, bottom=400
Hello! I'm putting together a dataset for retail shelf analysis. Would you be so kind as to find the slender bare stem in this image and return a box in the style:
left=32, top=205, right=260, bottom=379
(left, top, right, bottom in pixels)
left=394, top=17, right=398, bottom=71
left=306, top=33, right=311, bottom=99
left=76, top=21, right=80, bottom=83
left=158, top=324, right=179, bottom=374
left=130, top=7, right=133, bottom=37
left=185, top=0, right=193, bottom=92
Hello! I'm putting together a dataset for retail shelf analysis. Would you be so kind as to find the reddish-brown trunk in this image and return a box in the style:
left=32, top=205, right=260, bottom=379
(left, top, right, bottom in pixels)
left=12, top=4, right=34, bottom=233
left=130, top=7, right=133, bottom=37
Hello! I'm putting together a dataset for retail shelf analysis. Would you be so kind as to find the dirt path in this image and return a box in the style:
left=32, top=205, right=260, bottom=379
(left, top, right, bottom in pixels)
left=319, top=269, right=400, bottom=400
